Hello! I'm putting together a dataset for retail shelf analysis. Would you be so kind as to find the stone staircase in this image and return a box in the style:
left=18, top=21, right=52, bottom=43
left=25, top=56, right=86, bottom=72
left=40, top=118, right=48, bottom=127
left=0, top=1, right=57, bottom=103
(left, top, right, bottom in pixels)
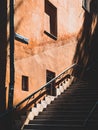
left=21, top=79, right=98, bottom=130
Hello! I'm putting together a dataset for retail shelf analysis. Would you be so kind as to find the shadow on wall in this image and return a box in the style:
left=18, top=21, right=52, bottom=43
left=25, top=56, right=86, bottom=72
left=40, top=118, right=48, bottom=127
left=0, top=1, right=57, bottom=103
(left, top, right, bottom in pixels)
left=72, top=0, right=98, bottom=84
left=0, top=0, right=24, bottom=113
left=0, top=1, right=24, bottom=130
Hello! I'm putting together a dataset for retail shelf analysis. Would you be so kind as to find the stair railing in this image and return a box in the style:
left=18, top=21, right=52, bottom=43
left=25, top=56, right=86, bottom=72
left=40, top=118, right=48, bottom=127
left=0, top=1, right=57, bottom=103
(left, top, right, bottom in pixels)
left=0, top=63, right=77, bottom=116
left=0, top=63, right=77, bottom=129
left=83, top=101, right=98, bottom=126
left=14, top=63, right=77, bottom=109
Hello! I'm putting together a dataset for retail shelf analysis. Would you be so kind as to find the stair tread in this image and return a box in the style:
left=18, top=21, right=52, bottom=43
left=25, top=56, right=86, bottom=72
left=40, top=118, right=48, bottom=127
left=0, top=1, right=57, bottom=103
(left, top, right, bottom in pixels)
left=23, top=124, right=85, bottom=130
left=22, top=80, right=98, bottom=130
left=29, top=119, right=85, bottom=126
left=34, top=114, right=86, bottom=120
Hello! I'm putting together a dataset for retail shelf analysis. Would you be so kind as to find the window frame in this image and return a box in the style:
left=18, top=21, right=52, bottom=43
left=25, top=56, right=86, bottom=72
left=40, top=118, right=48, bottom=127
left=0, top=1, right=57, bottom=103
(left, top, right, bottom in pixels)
left=46, top=69, right=56, bottom=96
left=44, top=0, right=57, bottom=40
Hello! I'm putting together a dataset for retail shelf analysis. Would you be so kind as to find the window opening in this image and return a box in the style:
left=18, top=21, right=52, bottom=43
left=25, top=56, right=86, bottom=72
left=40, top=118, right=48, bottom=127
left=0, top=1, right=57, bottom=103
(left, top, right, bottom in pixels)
left=44, top=0, right=57, bottom=40
left=22, top=75, right=29, bottom=91
left=46, top=70, right=56, bottom=96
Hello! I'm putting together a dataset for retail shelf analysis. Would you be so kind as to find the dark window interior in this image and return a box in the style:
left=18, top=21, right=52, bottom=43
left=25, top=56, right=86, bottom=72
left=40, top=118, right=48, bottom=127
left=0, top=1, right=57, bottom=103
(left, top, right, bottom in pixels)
left=22, top=75, right=29, bottom=91
left=44, top=0, right=57, bottom=40
left=46, top=70, right=56, bottom=96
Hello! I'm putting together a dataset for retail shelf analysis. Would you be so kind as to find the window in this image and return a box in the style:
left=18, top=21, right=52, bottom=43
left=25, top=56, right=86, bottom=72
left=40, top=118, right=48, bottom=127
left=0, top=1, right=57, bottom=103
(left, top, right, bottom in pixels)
left=44, top=0, right=57, bottom=40
left=46, top=70, right=56, bottom=96
left=22, top=75, right=29, bottom=91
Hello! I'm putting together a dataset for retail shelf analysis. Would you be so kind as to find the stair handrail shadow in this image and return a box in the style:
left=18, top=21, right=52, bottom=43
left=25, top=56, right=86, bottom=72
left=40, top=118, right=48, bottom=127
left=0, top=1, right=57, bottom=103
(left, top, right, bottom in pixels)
left=83, top=100, right=98, bottom=126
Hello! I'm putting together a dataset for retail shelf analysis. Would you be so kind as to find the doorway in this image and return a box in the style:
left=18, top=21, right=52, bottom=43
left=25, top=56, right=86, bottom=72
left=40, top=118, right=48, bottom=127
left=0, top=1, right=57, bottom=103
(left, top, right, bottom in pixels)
left=46, top=70, right=56, bottom=96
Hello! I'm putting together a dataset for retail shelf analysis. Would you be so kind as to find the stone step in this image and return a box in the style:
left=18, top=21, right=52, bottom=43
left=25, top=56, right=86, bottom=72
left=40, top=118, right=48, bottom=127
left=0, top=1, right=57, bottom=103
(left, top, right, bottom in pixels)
left=67, top=88, right=98, bottom=92
left=48, top=102, right=94, bottom=106
left=24, top=124, right=86, bottom=130
left=23, top=124, right=85, bottom=130
left=45, top=106, right=93, bottom=111
left=61, top=91, right=98, bottom=95
left=58, top=94, right=98, bottom=97
left=34, top=114, right=86, bottom=120
left=21, top=80, right=98, bottom=130
left=44, top=107, right=92, bottom=111
left=54, top=96, right=98, bottom=101
left=39, top=110, right=89, bottom=116
left=46, top=103, right=93, bottom=107
left=28, top=119, right=84, bottom=125
left=51, top=99, right=96, bottom=104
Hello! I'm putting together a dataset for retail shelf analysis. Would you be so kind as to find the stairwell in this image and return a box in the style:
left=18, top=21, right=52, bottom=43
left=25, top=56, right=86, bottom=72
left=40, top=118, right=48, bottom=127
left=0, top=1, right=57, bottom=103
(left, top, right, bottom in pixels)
left=21, top=79, right=98, bottom=130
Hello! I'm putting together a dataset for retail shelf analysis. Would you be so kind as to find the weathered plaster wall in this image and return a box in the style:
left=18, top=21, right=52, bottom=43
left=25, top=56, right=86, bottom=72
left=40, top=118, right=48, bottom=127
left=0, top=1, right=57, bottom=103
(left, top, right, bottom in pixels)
left=14, top=38, right=76, bottom=104
left=6, top=0, right=84, bottom=106
left=14, top=0, right=83, bottom=59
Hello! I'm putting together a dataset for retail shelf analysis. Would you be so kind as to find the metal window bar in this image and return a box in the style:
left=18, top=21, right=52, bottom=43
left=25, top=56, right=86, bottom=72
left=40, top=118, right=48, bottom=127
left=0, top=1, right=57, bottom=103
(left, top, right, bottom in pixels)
left=83, top=101, right=98, bottom=126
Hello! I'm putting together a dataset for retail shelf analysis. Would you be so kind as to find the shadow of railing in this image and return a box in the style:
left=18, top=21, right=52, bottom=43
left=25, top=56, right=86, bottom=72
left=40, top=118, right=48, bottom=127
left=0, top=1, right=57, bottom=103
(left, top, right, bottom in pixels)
left=83, top=101, right=98, bottom=127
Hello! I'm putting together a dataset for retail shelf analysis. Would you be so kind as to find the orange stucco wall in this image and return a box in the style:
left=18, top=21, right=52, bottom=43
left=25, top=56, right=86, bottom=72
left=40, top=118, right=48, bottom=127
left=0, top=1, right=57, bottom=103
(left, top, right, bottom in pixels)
left=6, top=0, right=84, bottom=107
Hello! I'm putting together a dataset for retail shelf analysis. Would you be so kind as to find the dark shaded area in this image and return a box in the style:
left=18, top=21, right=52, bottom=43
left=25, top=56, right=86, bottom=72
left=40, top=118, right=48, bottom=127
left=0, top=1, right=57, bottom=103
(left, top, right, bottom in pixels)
left=0, top=0, right=7, bottom=112
left=46, top=69, right=56, bottom=96
left=72, top=0, right=98, bottom=85
left=0, top=0, right=24, bottom=129
left=0, top=1, right=9, bottom=130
